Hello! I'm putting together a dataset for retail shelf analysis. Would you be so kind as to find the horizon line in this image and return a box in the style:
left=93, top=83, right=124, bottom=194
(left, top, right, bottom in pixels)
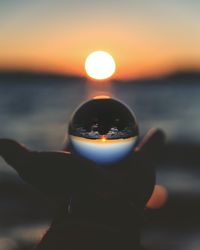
left=0, top=67, right=200, bottom=82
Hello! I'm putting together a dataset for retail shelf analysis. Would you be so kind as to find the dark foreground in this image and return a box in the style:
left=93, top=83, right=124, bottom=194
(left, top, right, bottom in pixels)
left=0, top=71, right=200, bottom=250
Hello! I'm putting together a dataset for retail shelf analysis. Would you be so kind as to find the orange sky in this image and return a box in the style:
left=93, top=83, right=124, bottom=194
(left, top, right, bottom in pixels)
left=0, top=1, right=200, bottom=80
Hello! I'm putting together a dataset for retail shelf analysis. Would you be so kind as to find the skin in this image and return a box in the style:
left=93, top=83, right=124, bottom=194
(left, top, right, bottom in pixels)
left=0, top=128, right=165, bottom=250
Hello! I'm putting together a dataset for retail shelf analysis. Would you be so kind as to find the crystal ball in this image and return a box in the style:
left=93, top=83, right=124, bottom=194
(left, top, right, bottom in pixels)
left=68, top=97, right=139, bottom=165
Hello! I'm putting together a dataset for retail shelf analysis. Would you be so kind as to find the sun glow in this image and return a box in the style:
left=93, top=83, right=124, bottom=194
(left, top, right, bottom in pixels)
left=85, top=51, right=116, bottom=80
left=101, top=135, right=107, bottom=142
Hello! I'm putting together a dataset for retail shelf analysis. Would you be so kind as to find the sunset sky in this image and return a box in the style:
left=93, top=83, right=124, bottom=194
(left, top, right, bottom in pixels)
left=0, top=0, right=199, bottom=80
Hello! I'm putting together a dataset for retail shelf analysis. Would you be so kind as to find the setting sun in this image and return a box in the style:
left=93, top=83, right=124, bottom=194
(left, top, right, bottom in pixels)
left=85, top=51, right=116, bottom=80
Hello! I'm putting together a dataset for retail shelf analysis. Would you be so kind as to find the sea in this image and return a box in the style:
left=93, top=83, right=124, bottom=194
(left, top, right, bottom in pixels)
left=0, top=72, right=200, bottom=250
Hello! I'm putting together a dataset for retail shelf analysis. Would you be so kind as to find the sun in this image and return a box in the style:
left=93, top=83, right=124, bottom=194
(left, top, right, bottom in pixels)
left=85, top=51, right=116, bottom=80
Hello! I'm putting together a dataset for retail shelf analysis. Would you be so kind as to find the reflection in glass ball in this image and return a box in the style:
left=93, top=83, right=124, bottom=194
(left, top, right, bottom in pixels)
left=68, top=97, right=139, bottom=165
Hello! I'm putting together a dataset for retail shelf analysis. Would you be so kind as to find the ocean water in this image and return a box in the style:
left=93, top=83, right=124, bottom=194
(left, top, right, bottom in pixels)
left=0, top=75, right=200, bottom=249
left=1, top=78, right=200, bottom=149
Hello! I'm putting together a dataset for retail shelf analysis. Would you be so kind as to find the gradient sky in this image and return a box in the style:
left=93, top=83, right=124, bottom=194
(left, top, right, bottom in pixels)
left=0, top=0, right=200, bottom=79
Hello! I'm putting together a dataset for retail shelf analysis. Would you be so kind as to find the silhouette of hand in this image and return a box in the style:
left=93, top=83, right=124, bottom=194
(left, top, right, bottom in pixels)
left=0, top=129, right=165, bottom=250
left=0, top=128, right=165, bottom=207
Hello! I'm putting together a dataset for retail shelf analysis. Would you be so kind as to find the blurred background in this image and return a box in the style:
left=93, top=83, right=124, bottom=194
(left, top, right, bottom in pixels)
left=0, top=0, right=200, bottom=249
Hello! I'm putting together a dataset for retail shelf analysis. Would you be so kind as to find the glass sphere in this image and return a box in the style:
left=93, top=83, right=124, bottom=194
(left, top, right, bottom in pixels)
left=68, top=97, right=139, bottom=165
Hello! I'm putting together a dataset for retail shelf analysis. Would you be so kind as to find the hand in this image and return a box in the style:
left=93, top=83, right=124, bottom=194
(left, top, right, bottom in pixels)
left=0, top=129, right=165, bottom=250
left=0, top=128, right=165, bottom=207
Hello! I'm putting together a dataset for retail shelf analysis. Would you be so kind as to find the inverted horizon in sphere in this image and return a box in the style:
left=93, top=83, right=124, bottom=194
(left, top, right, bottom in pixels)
left=68, top=98, right=139, bottom=165
left=70, top=135, right=137, bottom=164
left=85, top=51, right=116, bottom=80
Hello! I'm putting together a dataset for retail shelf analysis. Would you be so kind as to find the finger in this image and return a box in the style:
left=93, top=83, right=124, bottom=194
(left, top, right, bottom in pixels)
left=0, top=139, right=104, bottom=195
left=134, top=128, right=165, bottom=163
left=145, top=184, right=168, bottom=209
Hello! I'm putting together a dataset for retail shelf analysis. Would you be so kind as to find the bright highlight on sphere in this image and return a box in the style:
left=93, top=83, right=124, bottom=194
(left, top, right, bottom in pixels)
left=85, top=51, right=116, bottom=80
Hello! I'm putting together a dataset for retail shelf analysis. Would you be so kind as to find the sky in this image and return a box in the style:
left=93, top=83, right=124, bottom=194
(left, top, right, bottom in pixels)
left=0, top=0, right=200, bottom=80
